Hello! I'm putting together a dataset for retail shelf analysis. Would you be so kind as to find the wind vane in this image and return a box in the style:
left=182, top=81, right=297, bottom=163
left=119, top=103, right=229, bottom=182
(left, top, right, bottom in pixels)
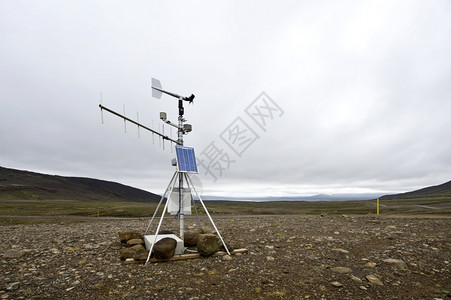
left=99, top=78, right=230, bottom=264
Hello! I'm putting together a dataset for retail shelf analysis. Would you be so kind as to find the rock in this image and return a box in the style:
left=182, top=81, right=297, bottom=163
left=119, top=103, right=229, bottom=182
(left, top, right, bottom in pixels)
left=331, top=248, right=349, bottom=254
left=365, top=262, right=377, bottom=268
left=366, top=274, right=384, bottom=286
left=197, top=234, right=221, bottom=257
left=118, top=231, right=143, bottom=243
left=222, top=255, right=232, bottom=261
left=3, top=249, right=25, bottom=258
left=120, top=248, right=136, bottom=260
left=153, top=238, right=177, bottom=259
left=266, top=256, right=275, bottom=261
left=383, top=258, right=408, bottom=271
left=126, top=239, right=144, bottom=247
left=109, top=241, right=122, bottom=250
left=134, top=248, right=150, bottom=261
left=350, top=275, right=362, bottom=283
left=184, top=230, right=201, bottom=247
left=84, top=244, right=94, bottom=250
left=330, top=281, right=343, bottom=287
left=131, top=244, right=145, bottom=251
left=331, top=267, right=352, bottom=274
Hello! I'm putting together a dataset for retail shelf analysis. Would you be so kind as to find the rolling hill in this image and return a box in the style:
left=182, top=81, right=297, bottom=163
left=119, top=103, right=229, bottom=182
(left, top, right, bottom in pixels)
left=0, top=166, right=160, bottom=202
left=380, top=180, right=451, bottom=201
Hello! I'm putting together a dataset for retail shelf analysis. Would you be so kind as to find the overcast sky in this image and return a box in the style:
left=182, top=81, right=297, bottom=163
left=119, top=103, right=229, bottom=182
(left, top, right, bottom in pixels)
left=1, top=0, right=450, bottom=197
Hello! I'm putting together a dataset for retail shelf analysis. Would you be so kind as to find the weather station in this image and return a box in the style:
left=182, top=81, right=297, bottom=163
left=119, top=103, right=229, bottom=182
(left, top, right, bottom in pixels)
left=99, top=78, right=234, bottom=264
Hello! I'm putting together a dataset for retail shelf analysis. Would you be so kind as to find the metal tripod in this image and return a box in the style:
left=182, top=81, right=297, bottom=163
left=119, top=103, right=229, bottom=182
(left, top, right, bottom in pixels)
left=143, top=171, right=230, bottom=264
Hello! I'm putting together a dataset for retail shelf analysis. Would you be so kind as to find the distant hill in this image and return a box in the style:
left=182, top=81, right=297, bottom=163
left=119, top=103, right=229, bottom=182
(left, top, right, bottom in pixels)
left=381, top=180, right=451, bottom=201
left=0, top=166, right=160, bottom=202
left=204, top=193, right=385, bottom=202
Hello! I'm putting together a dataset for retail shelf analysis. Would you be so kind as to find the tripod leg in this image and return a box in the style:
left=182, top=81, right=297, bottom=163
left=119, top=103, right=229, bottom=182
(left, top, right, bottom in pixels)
left=145, top=194, right=172, bottom=264
left=145, top=172, right=178, bottom=265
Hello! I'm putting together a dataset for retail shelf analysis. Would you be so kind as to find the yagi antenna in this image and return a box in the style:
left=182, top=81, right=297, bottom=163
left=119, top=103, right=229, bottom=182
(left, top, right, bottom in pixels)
left=98, top=103, right=178, bottom=145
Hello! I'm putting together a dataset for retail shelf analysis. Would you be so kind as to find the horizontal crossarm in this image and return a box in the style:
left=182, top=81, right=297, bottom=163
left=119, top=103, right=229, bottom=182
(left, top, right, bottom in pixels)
left=99, top=104, right=178, bottom=144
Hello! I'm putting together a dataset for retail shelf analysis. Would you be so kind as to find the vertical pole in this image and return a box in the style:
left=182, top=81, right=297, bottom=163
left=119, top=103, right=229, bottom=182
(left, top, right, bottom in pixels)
left=178, top=99, right=184, bottom=240
left=377, top=198, right=380, bottom=215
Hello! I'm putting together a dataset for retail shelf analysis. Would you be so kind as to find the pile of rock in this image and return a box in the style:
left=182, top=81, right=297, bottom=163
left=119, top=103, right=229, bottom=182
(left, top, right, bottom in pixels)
left=118, top=227, right=230, bottom=263
left=118, top=230, right=149, bottom=262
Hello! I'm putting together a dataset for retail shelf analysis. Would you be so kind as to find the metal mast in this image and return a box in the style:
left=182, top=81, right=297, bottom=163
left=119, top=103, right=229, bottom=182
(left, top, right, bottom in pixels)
left=177, top=98, right=185, bottom=239
left=151, top=78, right=194, bottom=240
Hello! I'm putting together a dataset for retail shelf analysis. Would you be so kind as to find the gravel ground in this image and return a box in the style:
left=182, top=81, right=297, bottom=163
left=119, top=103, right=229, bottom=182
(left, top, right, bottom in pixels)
left=1, top=214, right=450, bottom=299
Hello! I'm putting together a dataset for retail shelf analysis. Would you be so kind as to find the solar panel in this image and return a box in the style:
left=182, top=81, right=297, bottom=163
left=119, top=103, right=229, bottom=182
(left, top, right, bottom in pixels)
left=175, top=146, right=199, bottom=173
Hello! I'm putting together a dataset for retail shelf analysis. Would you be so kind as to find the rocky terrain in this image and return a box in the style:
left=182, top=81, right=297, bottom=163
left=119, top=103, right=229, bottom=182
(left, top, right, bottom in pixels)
left=1, top=214, right=450, bottom=299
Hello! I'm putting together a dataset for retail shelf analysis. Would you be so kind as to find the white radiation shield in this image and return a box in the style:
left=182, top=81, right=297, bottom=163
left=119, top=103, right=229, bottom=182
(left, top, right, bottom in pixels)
left=168, top=187, right=192, bottom=215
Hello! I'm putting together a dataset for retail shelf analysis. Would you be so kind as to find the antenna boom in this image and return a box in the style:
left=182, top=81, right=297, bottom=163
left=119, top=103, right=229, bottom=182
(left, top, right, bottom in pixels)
left=99, top=104, right=177, bottom=144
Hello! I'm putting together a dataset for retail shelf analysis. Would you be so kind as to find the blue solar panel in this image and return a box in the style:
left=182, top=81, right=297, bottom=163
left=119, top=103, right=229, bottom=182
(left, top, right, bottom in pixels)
left=175, top=146, right=199, bottom=173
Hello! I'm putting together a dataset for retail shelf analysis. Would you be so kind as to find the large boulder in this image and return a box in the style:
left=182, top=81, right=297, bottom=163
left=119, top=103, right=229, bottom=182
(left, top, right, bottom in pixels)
left=197, top=234, right=221, bottom=257
left=118, top=231, right=143, bottom=244
left=153, top=238, right=177, bottom=259
left=184, top=229, right=202, bottom=247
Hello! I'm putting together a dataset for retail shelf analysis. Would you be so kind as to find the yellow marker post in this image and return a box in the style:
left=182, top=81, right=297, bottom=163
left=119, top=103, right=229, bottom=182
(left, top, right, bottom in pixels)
left=377, top=198, right=380, bottom=215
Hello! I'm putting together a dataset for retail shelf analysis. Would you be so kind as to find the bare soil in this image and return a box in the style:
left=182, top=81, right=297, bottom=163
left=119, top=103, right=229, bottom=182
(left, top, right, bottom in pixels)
left=1, top=214, right=450, bottom=299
